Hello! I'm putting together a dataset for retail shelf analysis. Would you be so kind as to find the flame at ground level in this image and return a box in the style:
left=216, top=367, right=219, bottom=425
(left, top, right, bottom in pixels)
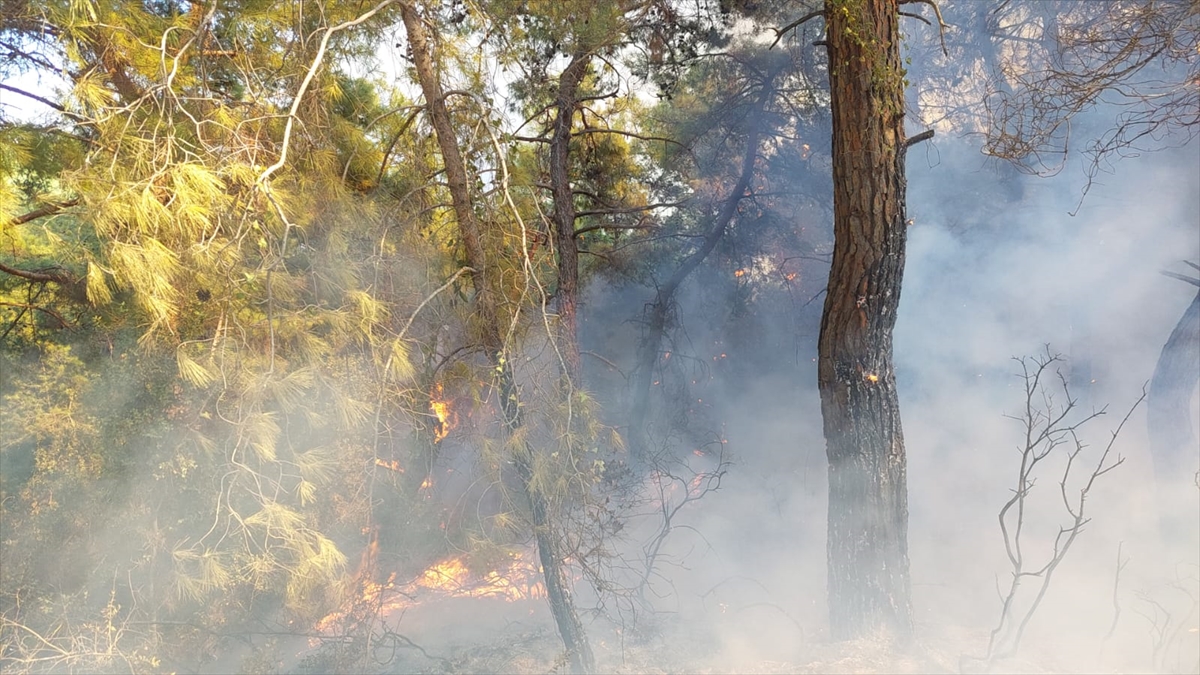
left=315, top=550, right=548, bottom=634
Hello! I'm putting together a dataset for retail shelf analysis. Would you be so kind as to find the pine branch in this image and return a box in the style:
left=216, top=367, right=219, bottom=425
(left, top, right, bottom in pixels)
left=0, top=83, right=68, bottom=113
left=0, top=260, right=77, bottom=285
left=0, top=301, right=71, bottom=328
left=6, top=198, right=80, bottom=226
left=575, top=201, right=685, bottom=221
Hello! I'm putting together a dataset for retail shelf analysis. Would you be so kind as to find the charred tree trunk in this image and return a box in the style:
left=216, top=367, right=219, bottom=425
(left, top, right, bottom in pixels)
left=400, top=6, right=594, bottom=671
left=550, top=54, right=589, bottom=385
left=818, top=0, right=914, bottom=640
left=1148, top=272, right=1200, bottom=540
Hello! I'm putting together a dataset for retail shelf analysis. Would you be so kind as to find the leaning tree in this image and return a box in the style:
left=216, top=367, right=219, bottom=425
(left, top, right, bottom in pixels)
left=1149, top=263, right=1200, bottom=540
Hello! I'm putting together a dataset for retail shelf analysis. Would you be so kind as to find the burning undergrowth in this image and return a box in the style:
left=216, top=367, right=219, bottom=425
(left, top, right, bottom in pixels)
left=315, top=547, right=549, bottom=636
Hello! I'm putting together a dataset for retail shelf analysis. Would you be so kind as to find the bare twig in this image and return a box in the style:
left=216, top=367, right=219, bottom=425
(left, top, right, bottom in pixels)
left=4, top=198, right=80, bottom=226
left=581, top=350, right=626, bottom=379
left=0, top=82, right=70, bottom=114
left=1102, top=542, right=1129, bottom=645
left=983, top=348, right=1146, bottom=664
left=574, top=201, right=683, bottom=221
left=637, top=445, right=730, bottom=604
left=0, top=301, right=71, bottom=329
left=899, top=0, right=950, bottom=56
left=1134, top=570, right=1200, bottom=673
left=397, top=267, right=475, bottom=342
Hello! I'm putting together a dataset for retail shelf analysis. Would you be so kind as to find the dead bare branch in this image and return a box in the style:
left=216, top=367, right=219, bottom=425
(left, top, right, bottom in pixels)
left=904, top=129, right=935, bottom=148
left=770, top=10, right=825, bottom=51
left=1161, top=270, right=1200, bottom=288
left=0, top=83, right=70, bottom=114
left=899, top=0, right=950, bottom=56
left=982, top=348, right=1146, bottom=665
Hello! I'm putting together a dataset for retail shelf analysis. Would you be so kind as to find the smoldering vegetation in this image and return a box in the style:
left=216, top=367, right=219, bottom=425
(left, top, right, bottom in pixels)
left=542, top=136, right=1199, bottom=675
left=1, top=2, right=1197, bottom=674
left=309, top=118, right=1198, bottom=674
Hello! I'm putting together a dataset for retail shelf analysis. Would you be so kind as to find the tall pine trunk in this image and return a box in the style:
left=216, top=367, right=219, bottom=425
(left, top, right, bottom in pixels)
left=550, top=54, right=589, bottom=386
left=819, top=0, right=914, bottom=640
left=400, top=5, right=594, bottom=671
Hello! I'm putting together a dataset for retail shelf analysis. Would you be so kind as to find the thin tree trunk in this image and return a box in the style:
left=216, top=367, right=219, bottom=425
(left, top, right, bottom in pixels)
left=551, top=54, right=590, bottom=386
left=400, top=6, right=594, bottom=671
left=819, top=0, right=914, bottom=640
left=628, top=75, right=777, bottom=462
left=512, top=450, right=595, bottom=672
left=399, top=4, right=500, bottom=355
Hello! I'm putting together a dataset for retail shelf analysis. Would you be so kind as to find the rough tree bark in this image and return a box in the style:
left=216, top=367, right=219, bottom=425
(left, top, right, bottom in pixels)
left=400, top=5, right=595, bottom=672
left=550, top=53, right=590, bottom=385
left=818, top=0, right=914, bottom=640
left=1147, top=269, right=1200, bottom=540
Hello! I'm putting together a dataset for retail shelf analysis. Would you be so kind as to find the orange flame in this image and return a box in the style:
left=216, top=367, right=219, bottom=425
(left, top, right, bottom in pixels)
left=413, top=555, right=548, bottom=601
left=374, top=458, right=405, bottom=473
left=733, top=269, right=746, bottom=278
left=430, top=382, right=456, bottom=443
left=316, top=550, right=549, bottom=634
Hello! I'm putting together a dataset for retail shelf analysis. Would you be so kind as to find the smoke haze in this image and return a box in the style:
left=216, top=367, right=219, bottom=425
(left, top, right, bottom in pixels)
left=373, top=130, right=1198, bottom=674
left=3, top=3, right=1197, bottom=673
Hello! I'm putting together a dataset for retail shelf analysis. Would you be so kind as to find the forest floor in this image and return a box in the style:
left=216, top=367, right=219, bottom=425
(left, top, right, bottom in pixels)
left=367, top=619, right=1103, bottom=675
left=336, top=593, right=1194, bottom=675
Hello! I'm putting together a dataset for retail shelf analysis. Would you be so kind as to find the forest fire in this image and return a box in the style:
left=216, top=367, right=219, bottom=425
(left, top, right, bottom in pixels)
left=8, top=0, right=1196, bottom=672
left=373, top=458, right=404, bottom=473
left=430, top=382, right=456, bottom=443
left=316, top=550, right=548, bottom=634
left=410, top=551, right=546, bottom=602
